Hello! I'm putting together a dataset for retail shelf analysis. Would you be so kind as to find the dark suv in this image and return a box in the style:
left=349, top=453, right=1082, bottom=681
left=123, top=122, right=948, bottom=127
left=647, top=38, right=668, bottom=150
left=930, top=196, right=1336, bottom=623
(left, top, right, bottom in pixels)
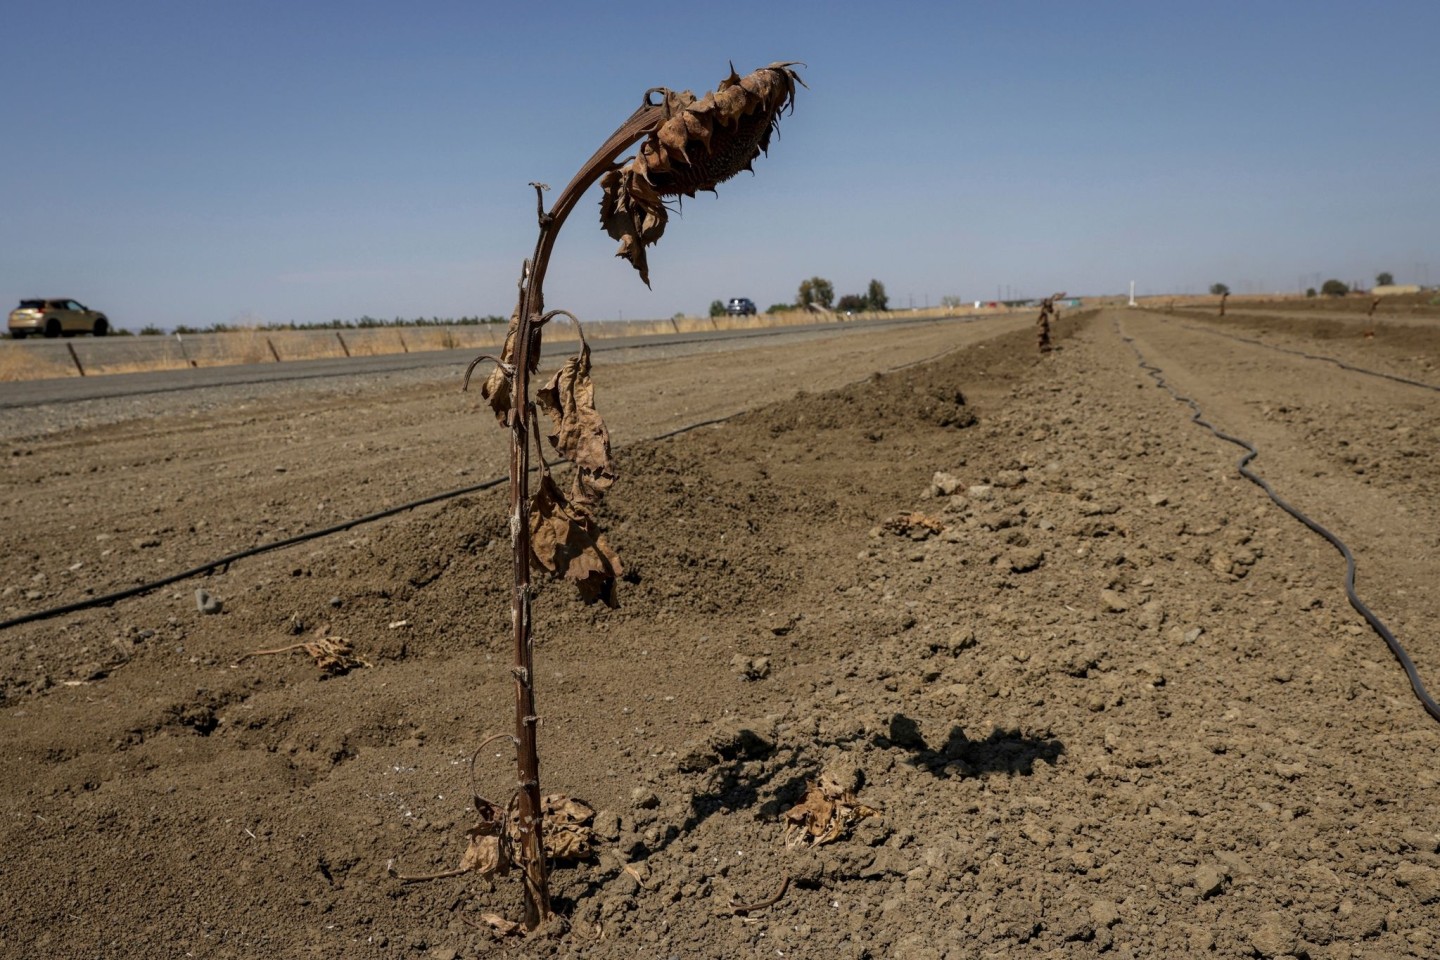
left=8, top=299, right=110, bottom=338
left=726, top=297, right=757, bottom=316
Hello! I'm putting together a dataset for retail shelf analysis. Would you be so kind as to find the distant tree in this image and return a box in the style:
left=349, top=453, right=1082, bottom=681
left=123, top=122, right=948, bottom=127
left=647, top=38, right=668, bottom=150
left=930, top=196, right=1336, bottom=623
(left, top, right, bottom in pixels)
left=815, top=279, right=835, bottom=309
left=836, top=293, right=868, bottom=312
left=797, top=276, right=835, bottom=309
left=1376, top=271, right=1394, bottom=287
left=1210, top=283, right=1231, bottom=296
left=765, top=303, right=793, bottom=314
left=709, top=299, right=726, bottom=317
left=940, top=295, right=965, bottom=309
left=1321, top=278, right=1350, bottom=297
left=866, top=279, right=889, bottom=311
left=1305, top=287, right=1317, bottom=298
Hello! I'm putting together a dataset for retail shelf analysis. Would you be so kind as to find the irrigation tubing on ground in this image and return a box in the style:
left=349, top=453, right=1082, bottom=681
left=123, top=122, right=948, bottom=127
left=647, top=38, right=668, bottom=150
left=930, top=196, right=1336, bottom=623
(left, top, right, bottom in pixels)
left=1118, top=319, right=1440, bottom=725
left=1156, top=311, right=1440, bottom=394
left=0, top=476, right=516, bottom=632
left=0, top=332, right=987, bottom=634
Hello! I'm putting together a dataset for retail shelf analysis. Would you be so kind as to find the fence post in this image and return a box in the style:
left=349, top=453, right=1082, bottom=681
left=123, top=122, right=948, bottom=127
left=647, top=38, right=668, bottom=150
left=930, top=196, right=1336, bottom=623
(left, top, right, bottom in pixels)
left=335, top=332, right=351, bottom=357
left=267, top=338, right=281, bottom=362
left=397, top=331, right=409, bottom=353
left=66, top=343, right=86, bottom=377
left=175, top=333, right=196, bottom=367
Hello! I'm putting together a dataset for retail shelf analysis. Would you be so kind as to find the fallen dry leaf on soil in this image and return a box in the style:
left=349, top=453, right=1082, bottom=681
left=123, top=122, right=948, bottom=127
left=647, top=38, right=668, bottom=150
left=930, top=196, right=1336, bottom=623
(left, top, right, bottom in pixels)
left=418, top=791, right=594, bottom=888
left=300, top=638, right=370, bottom=676
left=531, top=794, right=596, bottom=863
left=476, top=913, right=523, bottom=936
left=234, top=637, right=370, bottom=677
left=783, top=772, right=881, bottom=848
left=882, top=512, right=945, bottom=540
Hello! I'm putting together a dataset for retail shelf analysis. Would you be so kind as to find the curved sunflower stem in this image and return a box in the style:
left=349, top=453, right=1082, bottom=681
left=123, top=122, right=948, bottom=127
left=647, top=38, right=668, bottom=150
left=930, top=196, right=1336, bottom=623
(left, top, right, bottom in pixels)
left=496, top=62, right=800, bottom=931
left=502, top=95, right=661, bottom=934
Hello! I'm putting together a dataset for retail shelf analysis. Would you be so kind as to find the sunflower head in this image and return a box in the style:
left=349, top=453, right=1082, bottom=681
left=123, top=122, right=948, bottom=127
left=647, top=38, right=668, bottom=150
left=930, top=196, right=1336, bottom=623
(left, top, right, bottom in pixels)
left=600, top=62, right=804, bottom=285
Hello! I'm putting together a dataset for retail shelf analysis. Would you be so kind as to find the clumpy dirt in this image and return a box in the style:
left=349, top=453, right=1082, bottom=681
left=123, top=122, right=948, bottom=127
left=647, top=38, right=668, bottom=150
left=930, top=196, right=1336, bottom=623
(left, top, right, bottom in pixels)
left=3, top=308, right=1439, bottom=959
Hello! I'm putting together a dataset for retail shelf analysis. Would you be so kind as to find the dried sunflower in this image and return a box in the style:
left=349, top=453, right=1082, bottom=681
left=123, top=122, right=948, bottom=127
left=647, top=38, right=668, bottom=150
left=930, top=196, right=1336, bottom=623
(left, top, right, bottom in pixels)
left=600, top=62, right=804, bottom=285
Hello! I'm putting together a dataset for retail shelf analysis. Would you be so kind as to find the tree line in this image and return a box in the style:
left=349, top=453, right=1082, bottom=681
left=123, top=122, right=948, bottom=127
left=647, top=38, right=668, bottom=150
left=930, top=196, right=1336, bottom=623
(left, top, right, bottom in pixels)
left=1211, top=272, right=1399, bottom=299
left=712, top=277, right=889, bottom=316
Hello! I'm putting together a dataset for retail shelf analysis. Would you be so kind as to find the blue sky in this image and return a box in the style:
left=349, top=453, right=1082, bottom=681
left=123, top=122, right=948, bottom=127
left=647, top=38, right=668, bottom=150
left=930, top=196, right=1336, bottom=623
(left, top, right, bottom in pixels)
left=3, top=1, right=1437, bottom=330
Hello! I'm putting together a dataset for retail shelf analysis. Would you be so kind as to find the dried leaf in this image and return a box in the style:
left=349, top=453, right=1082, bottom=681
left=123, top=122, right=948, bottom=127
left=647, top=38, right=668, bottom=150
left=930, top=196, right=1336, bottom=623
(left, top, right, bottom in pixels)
left=459, top=821, right=508, bottom=878
left=479, top=311, right=543, bottom=423
left=479, top=320, right=517, bottom=423
left=542, top=794, right=596, bottom=826
left=536, top=342, right=617, bottom=509
left=783, top=772, right=881, bottom=848
left=535, top=794, right=596, bottom=862
left=529, top=475, right=623, bottom=607
left=598, top=167, right=668, bottom=287
left=235, top=636, right=369, bottom=676
left=881, top=512, right=945, bottom=540
left=478, top=912, right=523, bottom=936
left=300, top=637, right=371, bottom=676
left=600, top=62, right=803, bottom=283
left=484, top=793, right=597, bottom=865
left=423, top=796, right=511, bottom=883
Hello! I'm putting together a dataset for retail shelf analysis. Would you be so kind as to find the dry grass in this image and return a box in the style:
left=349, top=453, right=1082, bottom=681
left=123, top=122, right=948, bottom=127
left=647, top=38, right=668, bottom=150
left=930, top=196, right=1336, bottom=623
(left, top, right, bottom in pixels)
left=214, top=329, right=279, bottom=365
left=0, top=346, right=74, bottom=382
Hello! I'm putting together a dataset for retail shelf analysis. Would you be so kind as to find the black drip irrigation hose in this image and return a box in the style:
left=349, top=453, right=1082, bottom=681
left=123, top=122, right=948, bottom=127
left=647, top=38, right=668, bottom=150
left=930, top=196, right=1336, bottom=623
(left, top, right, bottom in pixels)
left=1158, top=312, right=1440, bottom=394
left=0, top=332, right=986, bottom=634
left=1118, top=319, right=1440, bottom=724
left=0, top=476, right=512, bottom=632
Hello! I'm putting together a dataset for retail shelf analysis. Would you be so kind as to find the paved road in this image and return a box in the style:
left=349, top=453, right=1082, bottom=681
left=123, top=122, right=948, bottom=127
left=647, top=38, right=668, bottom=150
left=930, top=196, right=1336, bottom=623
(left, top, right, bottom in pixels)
left=0, top=315, right=977, bottom=410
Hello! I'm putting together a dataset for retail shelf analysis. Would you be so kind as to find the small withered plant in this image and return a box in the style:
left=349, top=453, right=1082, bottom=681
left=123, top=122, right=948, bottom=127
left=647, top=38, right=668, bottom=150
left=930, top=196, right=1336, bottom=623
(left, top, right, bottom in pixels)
left=1036, top=291, right=1064, bottom=353
left=418, top=61, right=804, bottom=933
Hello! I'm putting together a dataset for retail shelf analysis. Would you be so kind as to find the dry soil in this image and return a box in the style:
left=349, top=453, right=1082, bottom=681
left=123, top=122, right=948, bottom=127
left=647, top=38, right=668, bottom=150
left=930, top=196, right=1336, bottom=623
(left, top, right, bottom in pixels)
left=2, top=308, right=1439, bottom=959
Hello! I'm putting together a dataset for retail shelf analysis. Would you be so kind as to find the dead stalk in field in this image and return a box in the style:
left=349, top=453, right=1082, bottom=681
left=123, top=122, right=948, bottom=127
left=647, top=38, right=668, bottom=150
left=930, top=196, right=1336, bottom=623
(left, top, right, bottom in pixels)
left=457, top=61, right=803, bottom=932
left=1219, top=291, right=1229, bottom=317
left=1036, top=292, right=1063, bottom=353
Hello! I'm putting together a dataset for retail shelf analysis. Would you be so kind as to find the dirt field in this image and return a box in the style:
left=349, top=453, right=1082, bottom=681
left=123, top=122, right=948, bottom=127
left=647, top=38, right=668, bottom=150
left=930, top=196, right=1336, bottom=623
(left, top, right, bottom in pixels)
left=2, top=308, right=1439, bottom=959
